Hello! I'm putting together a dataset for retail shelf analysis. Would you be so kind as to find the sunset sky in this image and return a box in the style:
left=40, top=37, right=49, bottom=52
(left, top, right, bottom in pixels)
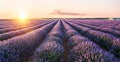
left=0, top=0, right=120, bottom=18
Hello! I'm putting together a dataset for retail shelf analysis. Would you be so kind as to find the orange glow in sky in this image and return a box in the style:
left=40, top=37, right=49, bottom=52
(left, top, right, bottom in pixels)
left=0, top=0, right=120, bottom=18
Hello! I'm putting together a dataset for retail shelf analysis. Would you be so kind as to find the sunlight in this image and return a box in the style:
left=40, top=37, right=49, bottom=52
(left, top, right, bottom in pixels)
left=19, top=12, right=26, bottom=20
left=19, top=11, right=27, bottom=21
left=17, top=11, right=28, bottom=25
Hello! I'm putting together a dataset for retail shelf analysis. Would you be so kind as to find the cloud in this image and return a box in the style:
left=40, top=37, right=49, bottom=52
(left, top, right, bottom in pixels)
left=50, top=10, right=86, bottom=16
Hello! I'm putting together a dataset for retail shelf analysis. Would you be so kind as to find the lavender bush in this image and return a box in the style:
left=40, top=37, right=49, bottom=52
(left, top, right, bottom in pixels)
left=0, top=20, right=51, bottom=34
left=32, top=20, right=64, bottom=62
left=0, top=21, right=51, bottom=41
left=69, top=41, right=119, bottom=62
left=0, top=21, right=57, bottom=62
left=66, top=21, right=120, bottom=57
left=33, top=41, right=64, bottom=62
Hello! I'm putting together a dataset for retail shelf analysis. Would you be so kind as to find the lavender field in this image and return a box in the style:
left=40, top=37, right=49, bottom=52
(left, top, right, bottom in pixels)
left=0, top=19, right=120, bottom=62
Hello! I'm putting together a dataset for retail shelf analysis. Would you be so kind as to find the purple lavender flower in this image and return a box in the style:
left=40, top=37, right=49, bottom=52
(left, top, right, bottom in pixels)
left=33, top=40, right=64, bottom=62
left=69, top=41, right=120, bottom=62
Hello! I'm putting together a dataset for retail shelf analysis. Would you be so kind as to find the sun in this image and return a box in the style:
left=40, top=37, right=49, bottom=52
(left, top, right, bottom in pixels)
left=17, top=11, right=28, bottom=24
left=19, top=11, right=27, bottom=20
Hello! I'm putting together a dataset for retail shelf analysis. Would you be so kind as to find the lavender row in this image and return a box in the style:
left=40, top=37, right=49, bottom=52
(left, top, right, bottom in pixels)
left=32, top=20, right=64, bottom=62
left=66, top=21, right=120, bottom=58
left=0, top=21, right=57, bottom=62
left=0, top=27, right=26, bottom=34
left=0, top=21, right=28, bottom=29
left=0, top=20, right=18, bottom=29
left=0, top=21, right=52, bottom=41
left=0, top=26, right=8, bottom=29
left=0, top=20, right=48, bottom=29
left=62, top=21, right=119, bottom=62
left=78, top=20, right=120, bottom=28
left=0, top=20, right=51, bottom=34
left=62, top=21, right=87, bottom=47
left=71, top=21, right=120, bottom=37
left=76, top=20, right=120, bottom=31
left=69, top=42, right=119, bottom=62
